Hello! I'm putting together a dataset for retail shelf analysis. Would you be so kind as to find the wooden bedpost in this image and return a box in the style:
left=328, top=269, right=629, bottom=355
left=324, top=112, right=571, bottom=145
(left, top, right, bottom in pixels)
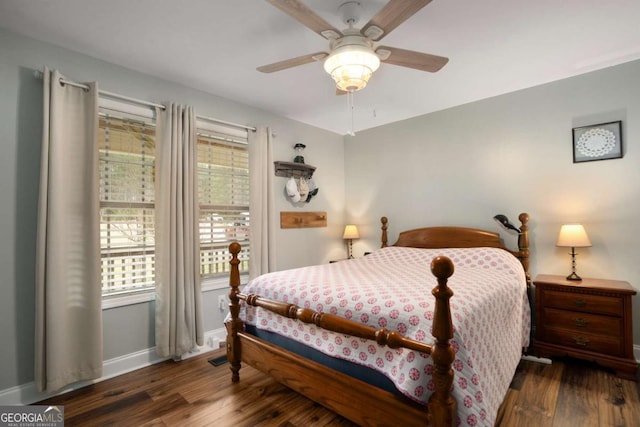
left=517, top=213, right=531, bottom=287
left=226, top=242, right=242, bottom=382
left=428, top=256, right=456, bottom=427
left=380, top=216, right=388, bottom=248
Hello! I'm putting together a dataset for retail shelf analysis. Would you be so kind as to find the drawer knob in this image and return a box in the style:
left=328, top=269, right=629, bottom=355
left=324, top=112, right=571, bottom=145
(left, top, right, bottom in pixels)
left=573, top=299, right=587, bottom=307
left=573, top=336, right=590, bottom=346
left=573, top=317, right=588, bottom=327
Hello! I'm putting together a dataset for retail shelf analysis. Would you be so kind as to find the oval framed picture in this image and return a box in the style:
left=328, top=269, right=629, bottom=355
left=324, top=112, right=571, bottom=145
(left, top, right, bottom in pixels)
left=572, top=121, right=623, bottom=163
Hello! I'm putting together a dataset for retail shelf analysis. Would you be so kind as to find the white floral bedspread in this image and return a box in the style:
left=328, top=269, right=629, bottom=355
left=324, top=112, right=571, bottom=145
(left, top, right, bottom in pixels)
left=240, top=246, right=530, bottom=426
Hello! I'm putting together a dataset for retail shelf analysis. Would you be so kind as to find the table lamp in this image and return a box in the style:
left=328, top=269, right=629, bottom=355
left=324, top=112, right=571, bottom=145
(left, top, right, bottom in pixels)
left=343, top=225, right=360, bottom=259
left=556, top=224, right=592, bottom=281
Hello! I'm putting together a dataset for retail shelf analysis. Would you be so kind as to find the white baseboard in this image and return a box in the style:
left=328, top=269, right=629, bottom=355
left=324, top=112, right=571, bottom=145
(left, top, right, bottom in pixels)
left=521, top=354, right=553, bottom=364
left=176, top=328, right=226, bottom=361
left=0, top=327, right=226, bottom=406
left=523, top=344, right=640, bottom=368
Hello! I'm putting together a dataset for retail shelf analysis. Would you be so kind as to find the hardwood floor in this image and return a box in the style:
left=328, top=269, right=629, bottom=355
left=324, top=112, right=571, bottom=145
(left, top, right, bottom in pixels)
left=39, top=350, right=640, bottom=426
left=496, top=357, right=640, bottom=426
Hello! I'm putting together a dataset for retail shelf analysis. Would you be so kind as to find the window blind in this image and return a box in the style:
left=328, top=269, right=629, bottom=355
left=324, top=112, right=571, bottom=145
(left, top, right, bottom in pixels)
left=99, top=114, right=156, bottom=296
left=197, top=134, right=250, bottom=277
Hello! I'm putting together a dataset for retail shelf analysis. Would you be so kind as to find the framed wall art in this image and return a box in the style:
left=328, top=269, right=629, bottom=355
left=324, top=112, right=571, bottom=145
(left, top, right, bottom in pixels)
left=572, top=121, right=623, bottom=163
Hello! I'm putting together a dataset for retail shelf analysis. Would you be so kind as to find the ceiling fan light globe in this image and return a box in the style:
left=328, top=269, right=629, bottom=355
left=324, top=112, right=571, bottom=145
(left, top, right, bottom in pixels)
left=323, top=44, right=380, bottom=92
left=331, top=66, right=373, bottom=92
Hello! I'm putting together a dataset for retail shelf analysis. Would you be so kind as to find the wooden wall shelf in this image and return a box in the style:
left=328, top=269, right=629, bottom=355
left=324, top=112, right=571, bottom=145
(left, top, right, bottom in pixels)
left=274, top=161, right=316, bottom=179
left=280, top=211, right=327, bottom=229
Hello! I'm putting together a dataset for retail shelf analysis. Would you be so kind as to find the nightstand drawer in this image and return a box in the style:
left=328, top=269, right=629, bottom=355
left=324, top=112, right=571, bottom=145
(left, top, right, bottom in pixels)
left=543, top=308, right=622, bottom=335
left=544, top=328, right=623, bottom=356
left=543, top=290, right=622, bottom=317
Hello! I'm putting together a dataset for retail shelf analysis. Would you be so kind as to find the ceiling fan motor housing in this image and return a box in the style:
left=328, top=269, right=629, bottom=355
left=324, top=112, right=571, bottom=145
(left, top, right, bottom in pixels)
left=339, top=1, right=362, bottom=26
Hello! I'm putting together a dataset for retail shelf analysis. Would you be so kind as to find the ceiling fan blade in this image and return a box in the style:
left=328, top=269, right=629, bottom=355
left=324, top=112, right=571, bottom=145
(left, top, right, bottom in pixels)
left=257, top=52, right=328, bottom=73
left=266, top=0, right=342, bottom=39
left=377, top=46, right=448, bottom=72
left=362, top=0, right=432, bottom=41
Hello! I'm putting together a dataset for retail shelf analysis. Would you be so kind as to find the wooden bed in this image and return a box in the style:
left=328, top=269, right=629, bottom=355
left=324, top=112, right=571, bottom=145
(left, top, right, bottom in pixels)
left=225, top=213, right=531, bottom=426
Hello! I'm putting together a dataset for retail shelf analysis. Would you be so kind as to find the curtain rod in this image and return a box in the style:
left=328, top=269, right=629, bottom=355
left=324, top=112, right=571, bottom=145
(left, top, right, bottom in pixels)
left=33, top=70, right=256, bottom=132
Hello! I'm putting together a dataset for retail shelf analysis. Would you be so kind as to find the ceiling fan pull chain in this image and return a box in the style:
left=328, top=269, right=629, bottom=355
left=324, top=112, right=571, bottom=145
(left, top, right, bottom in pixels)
left=347, top=91, right=355, bottom=136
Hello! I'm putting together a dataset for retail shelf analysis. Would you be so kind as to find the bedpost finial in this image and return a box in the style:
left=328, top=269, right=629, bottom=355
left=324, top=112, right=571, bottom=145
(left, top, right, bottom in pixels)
left=381, top=217, right=389, bottom=248
left=229, top=241, right=241, bottom=256
left=518, top=212, right=530, bottom=226
left=431, top=256, right=454, bottom=280
left=228, top=242, right=242, bottom=289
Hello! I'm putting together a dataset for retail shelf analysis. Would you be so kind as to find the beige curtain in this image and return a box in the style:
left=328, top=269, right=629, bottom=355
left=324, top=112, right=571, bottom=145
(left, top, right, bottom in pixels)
left=248, top=126, right=276, bottom=278
left=155, top=103, right=203, bottom=358
left=35, top=68, right=102, bottom=392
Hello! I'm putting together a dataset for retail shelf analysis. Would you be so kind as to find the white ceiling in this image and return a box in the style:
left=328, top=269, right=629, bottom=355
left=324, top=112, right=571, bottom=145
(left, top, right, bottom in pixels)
left=2, top=0, right=640, bottom=135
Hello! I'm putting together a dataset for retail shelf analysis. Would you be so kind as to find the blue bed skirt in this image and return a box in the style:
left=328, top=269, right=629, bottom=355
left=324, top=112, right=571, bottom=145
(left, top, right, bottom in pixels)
left=245, top=324, right=402, bottom=397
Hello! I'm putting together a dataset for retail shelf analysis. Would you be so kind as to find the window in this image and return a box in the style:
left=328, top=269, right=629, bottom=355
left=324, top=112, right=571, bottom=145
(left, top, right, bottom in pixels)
left=197, top=132, right=250, bottom=279
left=98, top=107, right=251, bottom=298
left=99, top=113, right=156, bottom=297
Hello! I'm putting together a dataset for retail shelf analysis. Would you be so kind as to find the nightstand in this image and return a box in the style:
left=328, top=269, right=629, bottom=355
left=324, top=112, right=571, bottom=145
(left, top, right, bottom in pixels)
left=532, top=274, right=638, bottom=381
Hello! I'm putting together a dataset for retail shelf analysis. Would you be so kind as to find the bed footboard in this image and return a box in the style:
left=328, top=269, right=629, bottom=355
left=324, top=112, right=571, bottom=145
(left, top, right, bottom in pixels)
left=225, top=242, right=456, bottom=426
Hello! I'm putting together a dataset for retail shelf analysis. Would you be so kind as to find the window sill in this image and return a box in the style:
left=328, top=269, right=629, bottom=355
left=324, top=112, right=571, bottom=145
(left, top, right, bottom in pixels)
left=101, top=274, right=249, bottom=310
left=102, top=292, right=155, bottom=310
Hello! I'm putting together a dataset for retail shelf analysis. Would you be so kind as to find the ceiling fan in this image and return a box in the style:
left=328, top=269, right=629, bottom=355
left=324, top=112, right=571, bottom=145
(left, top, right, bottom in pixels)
left=257, top=0, right=449, bottom=93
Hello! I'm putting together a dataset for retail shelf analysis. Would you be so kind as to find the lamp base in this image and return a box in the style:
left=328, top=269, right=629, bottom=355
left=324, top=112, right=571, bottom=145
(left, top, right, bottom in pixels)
left=566, top=271, right=582, bottom=281
left=346, top=239, right=353, bottom=259
left=566, top=249, right=582, bottom=281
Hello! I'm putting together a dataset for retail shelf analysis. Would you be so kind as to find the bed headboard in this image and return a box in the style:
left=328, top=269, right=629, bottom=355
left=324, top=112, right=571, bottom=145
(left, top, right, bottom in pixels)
left=392, top=226, right=506, bottom=249
left=380, top=213, right=531, bottom=286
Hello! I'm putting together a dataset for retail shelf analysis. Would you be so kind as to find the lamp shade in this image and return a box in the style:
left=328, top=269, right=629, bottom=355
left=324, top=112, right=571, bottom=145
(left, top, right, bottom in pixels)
left=556, top=224, right=592, bottom=248
left=343, top=224, right=360, bottom=240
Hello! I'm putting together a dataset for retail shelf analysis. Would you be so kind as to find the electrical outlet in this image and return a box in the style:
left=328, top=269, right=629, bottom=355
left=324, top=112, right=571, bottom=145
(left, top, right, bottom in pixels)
left=218, top=295, right=228, bottom=311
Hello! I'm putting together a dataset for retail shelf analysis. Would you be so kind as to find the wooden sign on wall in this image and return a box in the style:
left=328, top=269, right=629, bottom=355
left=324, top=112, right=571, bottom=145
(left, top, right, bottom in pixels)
left=280, top=211, right=327, bottom=229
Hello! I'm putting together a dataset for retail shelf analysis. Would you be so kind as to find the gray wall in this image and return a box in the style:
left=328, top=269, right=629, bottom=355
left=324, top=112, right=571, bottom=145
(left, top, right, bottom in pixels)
left=345, top=59, right=640, bottom=343
left=0, top=28, right=345, bottom=392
